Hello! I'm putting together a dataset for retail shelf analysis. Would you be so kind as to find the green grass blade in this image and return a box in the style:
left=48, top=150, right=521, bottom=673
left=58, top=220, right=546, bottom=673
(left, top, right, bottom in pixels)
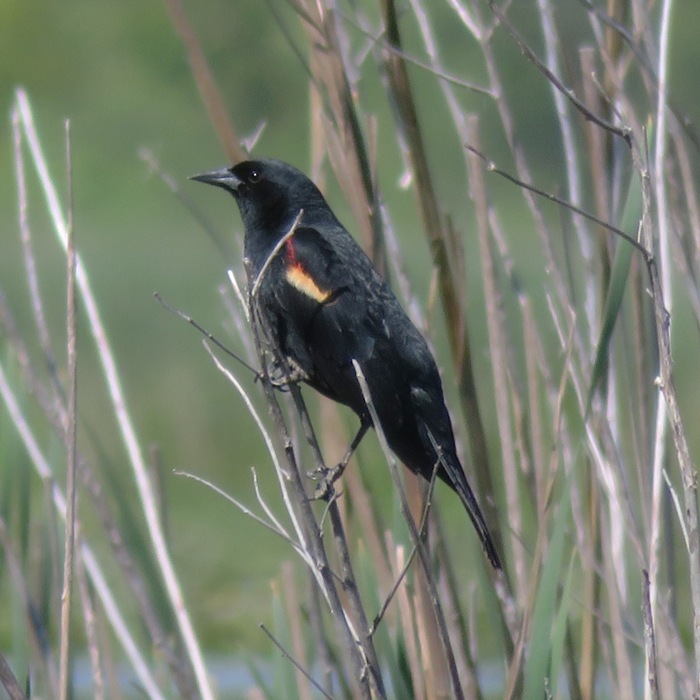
left=522, top=484, right=571, bottom=700
left=586, top=165, right=644, bottom=416
left=548, top=552, right=577, bottom=697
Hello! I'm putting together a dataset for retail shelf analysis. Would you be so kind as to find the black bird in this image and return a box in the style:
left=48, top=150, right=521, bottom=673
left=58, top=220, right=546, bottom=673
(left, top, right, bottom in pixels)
left=191, top=159, right=501, bottom=569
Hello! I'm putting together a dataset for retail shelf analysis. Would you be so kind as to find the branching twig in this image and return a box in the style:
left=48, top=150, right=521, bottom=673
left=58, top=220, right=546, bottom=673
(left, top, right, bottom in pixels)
left=488, top=0, right=632, bottom=146
left=174, top=469, right=302, bottom=552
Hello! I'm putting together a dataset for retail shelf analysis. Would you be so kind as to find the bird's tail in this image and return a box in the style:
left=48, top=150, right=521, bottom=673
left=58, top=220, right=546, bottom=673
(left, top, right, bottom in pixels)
left=440, top=454, right=502, bottom=570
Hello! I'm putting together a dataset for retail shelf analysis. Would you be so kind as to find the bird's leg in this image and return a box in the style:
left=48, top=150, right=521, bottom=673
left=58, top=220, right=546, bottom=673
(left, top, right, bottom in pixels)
left=312, top=419, right=371, bottom=501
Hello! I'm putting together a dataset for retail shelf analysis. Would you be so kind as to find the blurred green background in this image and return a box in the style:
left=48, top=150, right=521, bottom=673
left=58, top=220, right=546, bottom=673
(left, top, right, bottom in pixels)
left=1, top=0, right=700, bottom=660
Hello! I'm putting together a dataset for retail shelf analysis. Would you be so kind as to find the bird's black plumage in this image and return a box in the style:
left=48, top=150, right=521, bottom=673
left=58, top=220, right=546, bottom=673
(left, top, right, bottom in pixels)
left=191, top=158, right=501, bottom=569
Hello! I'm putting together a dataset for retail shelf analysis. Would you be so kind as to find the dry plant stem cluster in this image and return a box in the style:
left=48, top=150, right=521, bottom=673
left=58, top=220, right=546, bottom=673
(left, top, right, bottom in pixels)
left=246, top=249, right=386, bottom=699
left=354, top=360, right=467, bottom=700
left=2, top=0, right=700, bottom=698
left=6, top=91, right=207, bottom=700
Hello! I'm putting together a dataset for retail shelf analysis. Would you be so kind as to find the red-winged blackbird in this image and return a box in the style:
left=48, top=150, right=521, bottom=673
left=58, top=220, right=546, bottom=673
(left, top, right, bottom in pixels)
left=191, top=158, right=501, bottom=569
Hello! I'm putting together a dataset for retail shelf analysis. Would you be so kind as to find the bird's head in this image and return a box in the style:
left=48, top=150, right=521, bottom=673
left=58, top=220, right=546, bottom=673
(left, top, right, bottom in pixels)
left=191, top=159, right=329, bottom=238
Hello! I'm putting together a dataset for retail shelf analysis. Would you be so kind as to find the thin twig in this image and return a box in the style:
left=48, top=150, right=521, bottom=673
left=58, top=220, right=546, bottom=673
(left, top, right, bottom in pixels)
left=174, top=469, right=302, bottom=552
left=200, top=339, right=311, bottom=550
left=226, top=269, right=249, bottom=321
left=58, top=118, right=77, bottom=700
left=259, top=624, right=334, bottom=700
left=465, top=144, right=649, bottom=258
left=11, top=106, right=62, bottom=406
left=0, top=655, right=24, bottom=700
left=642, top=570, right=660, bottom=700
left=339, top=9, right=495, bottom=97
left=155, top=292, right=260, bottom=378
left=251, top=467, right=295, bottom=543
left=250, top=208, right=305, bottom=300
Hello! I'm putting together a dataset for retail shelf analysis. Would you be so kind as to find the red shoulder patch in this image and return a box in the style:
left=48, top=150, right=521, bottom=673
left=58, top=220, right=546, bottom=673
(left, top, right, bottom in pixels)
left=283, top=237, right=330, bottom=303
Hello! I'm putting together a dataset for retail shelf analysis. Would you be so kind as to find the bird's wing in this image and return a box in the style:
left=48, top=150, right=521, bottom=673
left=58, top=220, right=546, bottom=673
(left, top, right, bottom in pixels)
left=390, top=319, right=472, bottom=492
left=267, top=226, right=376, bottom=404
left=280, top=226, right=374, bottom=351
left=280, top=226, right=355, bottom=304
left=398, top=330, right=501, bottom=568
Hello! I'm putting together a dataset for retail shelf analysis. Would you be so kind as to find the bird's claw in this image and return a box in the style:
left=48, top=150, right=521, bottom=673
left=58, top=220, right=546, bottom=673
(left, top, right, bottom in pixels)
left=265, top=358, right=309, bottom=389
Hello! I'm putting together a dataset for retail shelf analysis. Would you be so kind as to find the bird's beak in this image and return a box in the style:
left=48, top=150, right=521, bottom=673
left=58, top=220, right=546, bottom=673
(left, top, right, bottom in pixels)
left=189, top=167, right=241, bottom=191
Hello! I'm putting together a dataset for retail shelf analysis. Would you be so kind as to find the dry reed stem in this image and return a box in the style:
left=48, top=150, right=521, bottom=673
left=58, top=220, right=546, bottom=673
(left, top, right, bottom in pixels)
left=74, top=543, right=105, bottom=700
left=13, top=89, right=209, bottom=700
left=353, top=360, right=465, bottom=699
left=0, top=653, right=24, bottom=700
left=58, top=118, right=78, bottom=700
left=163, top=0, right=246, bottom=162
left=0, top=360, right=167, bottom=699
left=0, top=292, right=198, bottom=696
left=246, top=294, right=379, bottom=699
left=281, top=561, right=313, bottom=700
left=299, top=0, right=384, bottom=265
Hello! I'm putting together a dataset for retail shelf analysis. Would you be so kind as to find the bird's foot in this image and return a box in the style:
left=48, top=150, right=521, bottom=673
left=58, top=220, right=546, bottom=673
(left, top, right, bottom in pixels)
left=308, top=421, right=370, bottom=501
left=310, top=462, right=346, bottom=502
left=266, top=357, right=309, bottom=389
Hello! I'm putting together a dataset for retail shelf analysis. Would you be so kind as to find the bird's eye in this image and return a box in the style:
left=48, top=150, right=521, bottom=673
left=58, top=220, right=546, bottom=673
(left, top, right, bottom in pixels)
left=247, top=169, right=261, bottom=184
